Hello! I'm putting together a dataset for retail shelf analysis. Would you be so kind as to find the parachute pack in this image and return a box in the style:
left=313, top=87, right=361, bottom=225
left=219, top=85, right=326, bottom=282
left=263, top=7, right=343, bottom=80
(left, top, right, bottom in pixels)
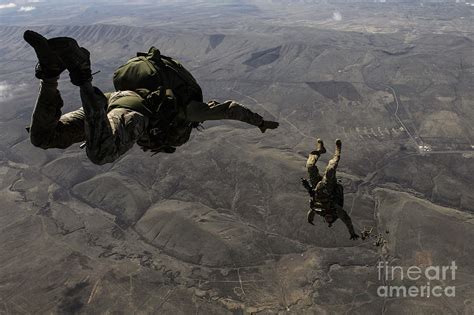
left=111, top=46, right=203, bottom=115
left=110, top=47, right=204, bottom=154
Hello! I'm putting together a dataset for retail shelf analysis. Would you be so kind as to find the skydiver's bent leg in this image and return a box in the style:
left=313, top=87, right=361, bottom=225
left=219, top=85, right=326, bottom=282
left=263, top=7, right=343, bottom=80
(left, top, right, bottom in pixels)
left=184, top=100, right=264, bottom=127
left=323, top=155, right=340, bottom=187
left=305, top=138, right=326, bottom=187
left=29, top=78, right=85, bottom=149
left=306, top=153, right=322, bottom=187
left=79, top=83, right=148, bottom=165
left=321, top=140, right=342, bottom=189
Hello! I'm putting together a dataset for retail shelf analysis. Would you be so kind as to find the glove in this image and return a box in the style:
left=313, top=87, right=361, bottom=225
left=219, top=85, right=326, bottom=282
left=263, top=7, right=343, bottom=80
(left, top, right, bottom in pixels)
left=258, top=120, right=279, bottom=133
left=350, top=233, right=360, bottom=240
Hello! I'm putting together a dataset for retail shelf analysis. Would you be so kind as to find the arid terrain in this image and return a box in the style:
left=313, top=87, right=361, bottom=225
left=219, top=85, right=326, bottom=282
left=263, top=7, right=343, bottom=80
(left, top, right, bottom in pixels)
left=0, top=0, right=473, bottom=314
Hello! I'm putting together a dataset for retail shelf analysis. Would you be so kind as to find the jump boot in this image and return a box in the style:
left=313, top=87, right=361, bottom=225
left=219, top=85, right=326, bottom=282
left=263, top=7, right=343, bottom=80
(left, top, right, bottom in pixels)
left=23, top=30, right=66, bottom=79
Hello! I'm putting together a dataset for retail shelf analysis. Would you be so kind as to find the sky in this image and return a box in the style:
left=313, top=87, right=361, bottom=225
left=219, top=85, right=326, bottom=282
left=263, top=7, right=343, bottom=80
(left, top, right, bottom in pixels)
left=0, top=0, right=44, bottom=12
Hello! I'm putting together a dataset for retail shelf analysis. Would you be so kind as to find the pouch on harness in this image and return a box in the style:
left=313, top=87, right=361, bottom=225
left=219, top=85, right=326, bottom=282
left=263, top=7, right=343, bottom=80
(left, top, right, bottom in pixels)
left=307, top=181, right=344, bottom=226
left=304, top=179, right=344, bottom=209
left=110, top=47, right=203, bottom=153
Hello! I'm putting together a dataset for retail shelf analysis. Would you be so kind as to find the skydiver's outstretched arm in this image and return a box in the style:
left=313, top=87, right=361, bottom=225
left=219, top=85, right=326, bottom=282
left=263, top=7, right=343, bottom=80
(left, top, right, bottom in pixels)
left=183, top=100, right=278, bottom=133
left=301, top=178, right=315, bottom=198
left=334, top=204, right=359, bottom=240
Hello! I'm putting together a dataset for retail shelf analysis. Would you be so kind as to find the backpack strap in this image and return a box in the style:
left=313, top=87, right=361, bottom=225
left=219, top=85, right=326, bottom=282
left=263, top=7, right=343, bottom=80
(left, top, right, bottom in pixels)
left=146, top=47, right=171, bottom=89
left=147, top=46, right=161, bottom=60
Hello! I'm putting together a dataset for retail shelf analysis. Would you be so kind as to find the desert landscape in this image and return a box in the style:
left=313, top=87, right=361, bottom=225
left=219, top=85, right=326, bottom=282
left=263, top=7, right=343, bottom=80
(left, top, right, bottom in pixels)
left=0, top=0, right=473, bottom=314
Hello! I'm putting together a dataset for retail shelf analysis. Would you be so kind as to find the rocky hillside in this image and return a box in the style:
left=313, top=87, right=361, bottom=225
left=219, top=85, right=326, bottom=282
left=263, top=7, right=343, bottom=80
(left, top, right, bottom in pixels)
left=0, top=1, right=473, bottom=314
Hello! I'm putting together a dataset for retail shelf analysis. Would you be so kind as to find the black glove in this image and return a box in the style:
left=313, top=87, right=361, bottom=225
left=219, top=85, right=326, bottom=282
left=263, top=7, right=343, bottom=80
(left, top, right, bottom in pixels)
left=350, top=233, right=360, bottom=240
left=258, top=120, right=279, bottom=133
